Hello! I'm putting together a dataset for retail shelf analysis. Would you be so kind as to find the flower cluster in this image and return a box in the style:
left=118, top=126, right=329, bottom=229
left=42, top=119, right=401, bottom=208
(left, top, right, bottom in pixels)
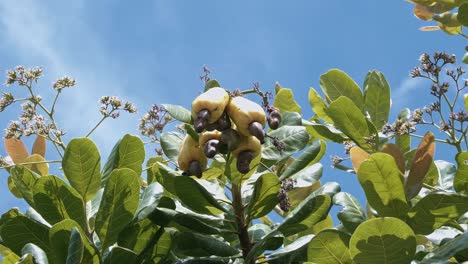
left=53, top=76, right=76, bottom=91
left=5, top=66, right=43, bottom=86
left=277, top=178, right=297, bottom=212
left=382, top=119, right=417, bottom=136
left=99, top=96, right=137, bottom=119
left=138, top=104, right=171, bottom=139
left=0, top=93, right=14, bottom=112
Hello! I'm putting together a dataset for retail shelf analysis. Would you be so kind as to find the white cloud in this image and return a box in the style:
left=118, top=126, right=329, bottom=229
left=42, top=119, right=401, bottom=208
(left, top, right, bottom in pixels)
left=391, top=77, right=426, bottom=112
left=0, top=0, right=143, bottom=155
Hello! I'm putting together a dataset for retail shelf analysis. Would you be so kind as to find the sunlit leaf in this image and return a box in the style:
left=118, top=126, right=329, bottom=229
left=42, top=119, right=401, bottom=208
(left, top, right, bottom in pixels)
left=363, top=70, right=391, bottom=130
left=23, top=154, right=48, bottom=176
left=308, top=229, right=352, bottom=264
left=454, top=151, right=468, bottom=194
left=160, top=132, right=183, bottom=163
left=280, top=140, right=325, bottom=180
left=10, top=166, right=39, bottom=206
left=333, top=192, right=366, bottom=233
left=308, top=87, right=333, bottom=123
left=320, top=69, right=364, bottom=110
left=248, top=173, right=280, bottom=219
left=349, top=146, right=369, bottom=173
left=273, top=85, right=301, bottom=114
left=162, top=104, right=192, bottom=123
left=262, top=126, right=309, bottom=160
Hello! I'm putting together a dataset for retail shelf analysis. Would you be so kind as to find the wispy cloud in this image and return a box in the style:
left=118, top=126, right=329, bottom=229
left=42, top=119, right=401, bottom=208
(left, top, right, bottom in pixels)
left=391, top=77, right=426, bottom=113
left=0, top=0, right=142, bottom=155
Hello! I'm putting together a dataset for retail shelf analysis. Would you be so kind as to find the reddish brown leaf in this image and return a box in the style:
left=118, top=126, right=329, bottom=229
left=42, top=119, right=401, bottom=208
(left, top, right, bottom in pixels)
left=414, top=4, right=433, bottom=21
left=350, top=146, right=370, bottom=173
left=405, top=132, right=435, bottom=199
left=4, top=138, right=29, bottom=164
left=32, top=135, right=46, bottom=158
left=381, top=143, right=405, bottom=173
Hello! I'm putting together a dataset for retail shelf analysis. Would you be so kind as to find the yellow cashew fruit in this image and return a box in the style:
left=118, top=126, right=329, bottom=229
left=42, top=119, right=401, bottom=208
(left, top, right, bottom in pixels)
left=227, top=96, right=266, bottom=142
left=191, top=87, right=230, bottom=124
left=199, top=130, right=223, bottom=158
left=178, top=134, right=207, bottom=177
left=232, top=135, right=261, bottom=174
left=199, top=130, right=222, bottom=146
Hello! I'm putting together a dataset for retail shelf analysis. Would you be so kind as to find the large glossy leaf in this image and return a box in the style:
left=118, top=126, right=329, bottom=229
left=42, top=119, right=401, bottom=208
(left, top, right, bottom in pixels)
left=277, top=194, right=332, bottom=236
left=405, top=132, right=435, bottom=199
left=0, top=215, right=53, bottom=261
left=304, top=121, right=346, bottom=143
left=268, top=234, right=311, bottom=264
left=420, top=232, right=468, bottom=263
left=333, top=192, right=366, bottom=233
left=21, top=244, right=48, bottom=264
left=245, top=230, right=283, bottom=262
left=308, top=87, right=333, bottom=123
left=363, top=71, right=391, bottom=130
left=408, top=193, right=468, bottom=235
left=4, top=138, right=28, bottom=163
left=103, top=246, right=137, bottom=264
left=136, top=182, right=163, bottom=215
left=454, top=151, right=468, bottom=194
left=357, top=153, right=409, bottom=219
left=32, top=135, right=46, bottom=157
left=49, top=219, right=99, bottom=264
left=325, top=96, right=373, bottom=152
left=308, top=229, right=352, bottom=264
left=118, top=218, right=160, bottom=254
left=62, top=138, right=101, bottom=201
left=66, top=228, right=84, bottom=264
left=146, top=157, right=165, bottom=184
left=436, top=160, right=456, bottom=191
left=160, top=132, right=183, bottom=163
left=349, top=217, right=416, bottom=264
left=33, top=175, right=87, bottom=229
left=349, top=146, right=369, bottom=173
left=101, top=134, right=145, bottom=186
left=174, top=176, right=226, bottom=215
left=161, top=104, right=192, bottom=123
left=320, top=69, right=364, bottom=110
left=248, top=173, right=280, bottom=219
left=172, top=232, right=239, bottom=257
left=261, top=126, right=309, bottom=160
left=10, top=165, right=39, bottom=206
left=279, top=140, right=325, bottom=181
left=143, top=206, right=222, bottom=235
left=279, top=112, right=302, bottom=127
left=273, top=86, right=301, bottom=114
left=95, top=168, right=140, bottom=249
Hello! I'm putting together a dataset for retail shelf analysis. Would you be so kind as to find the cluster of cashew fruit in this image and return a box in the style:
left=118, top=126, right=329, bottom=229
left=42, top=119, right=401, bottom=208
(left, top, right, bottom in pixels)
left=178, top=87, right=282, bottom=177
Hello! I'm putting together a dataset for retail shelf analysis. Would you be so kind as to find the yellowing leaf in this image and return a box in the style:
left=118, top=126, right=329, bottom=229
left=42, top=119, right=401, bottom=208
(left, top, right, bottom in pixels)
left=31, top=135, right=46, bottom=157
left=350, top=146, right=369, bottom=173
left=405, top=132, right=435, bottom=199
left=464, top=94, right=468, bottom=113
left=4, top=138, right=29, bottom=164
left=414, top=4, right=434, bottom=20
left=419, top=25, right=441, bottom=31
left=24, top=154, right=49, bottom=176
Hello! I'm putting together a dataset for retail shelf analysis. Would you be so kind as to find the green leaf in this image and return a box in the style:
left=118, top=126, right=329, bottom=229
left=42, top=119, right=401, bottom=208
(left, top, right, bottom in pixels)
left=204, top=79, right=221, bottom=91
left=160, top=132, right=183, bottom=163
left=277, top=194, right=332, bottom=237
left=95, top=168, right=140, bottom=249
left=33, top=175, right=87, bottom=229
left=146, top=156, right=165, bottom=184
left=308, top=87, right=333, bottom=123
left=349, top=217, right=416, bottom=264
left=10, top=165, right=39, bottom=206
left=137, top=182, right=163, bottom=215
left=117, top=219, right=159, bottom=254
left=62, top=138, right=101, bottom=201
left=144, top=207, right=221, bottom=235
left=0, top=215, right=53, bottom=261
left=333, top=192, right=366, bottom=233
left=454, top=151, right=468, bottom=194
left=21, top=244, right=48, bottom=264
left=363, top=71, right=391, bottom=130
left=23, top=154, right=49, bottom=176
left=279, top=112, right=302, bottom=127
left=408, top=193, right=468, bottom=235
left=162, top=104, right=192, bottom=123
left=420, top=232, right=468, bottom=263
left=405, top=132, right=435, bottom=199
left=173, top=232, right=239, bottom=257
left=273, top=86, right=301, bottom=114
left=101, top=135, right=145, bottom=186
left=357, top=153, right=409, bottom=219
left=248, top=173, right=280, bottom=219
left=307, top=229, right=352, bottom=264
left=325, top=96, right=373, bottom=152
left=0, top=244, right=20, bottom=263
left=279, top=140, right=325, bottom=181
left=268, top=234, right=311, bottom=264
left=174, top=176, right=226, bottom=215
left=303, top=121, right=346, bottom=143
left=49, top=219, right=99, bottom=264
left=261, top=126, right=310, bottom=160
left=103, top=246, right=137, bottom=264
left=436, top=160, right=456, bottom=191
left=245, top=231, right=283, bottom=262
left=65, top=228, right=84, bottom=264
left=17, top=254, right=34, bottom=264
left=320, top=69, right=364, bottom=109
left=396, top=134, right=411, bottom=154
left=458, top=4, right=468, bottom=26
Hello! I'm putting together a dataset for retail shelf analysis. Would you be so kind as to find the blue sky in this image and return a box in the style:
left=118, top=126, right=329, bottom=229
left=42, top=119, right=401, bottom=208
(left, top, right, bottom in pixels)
left=0, top=1, right=466, bottom=221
